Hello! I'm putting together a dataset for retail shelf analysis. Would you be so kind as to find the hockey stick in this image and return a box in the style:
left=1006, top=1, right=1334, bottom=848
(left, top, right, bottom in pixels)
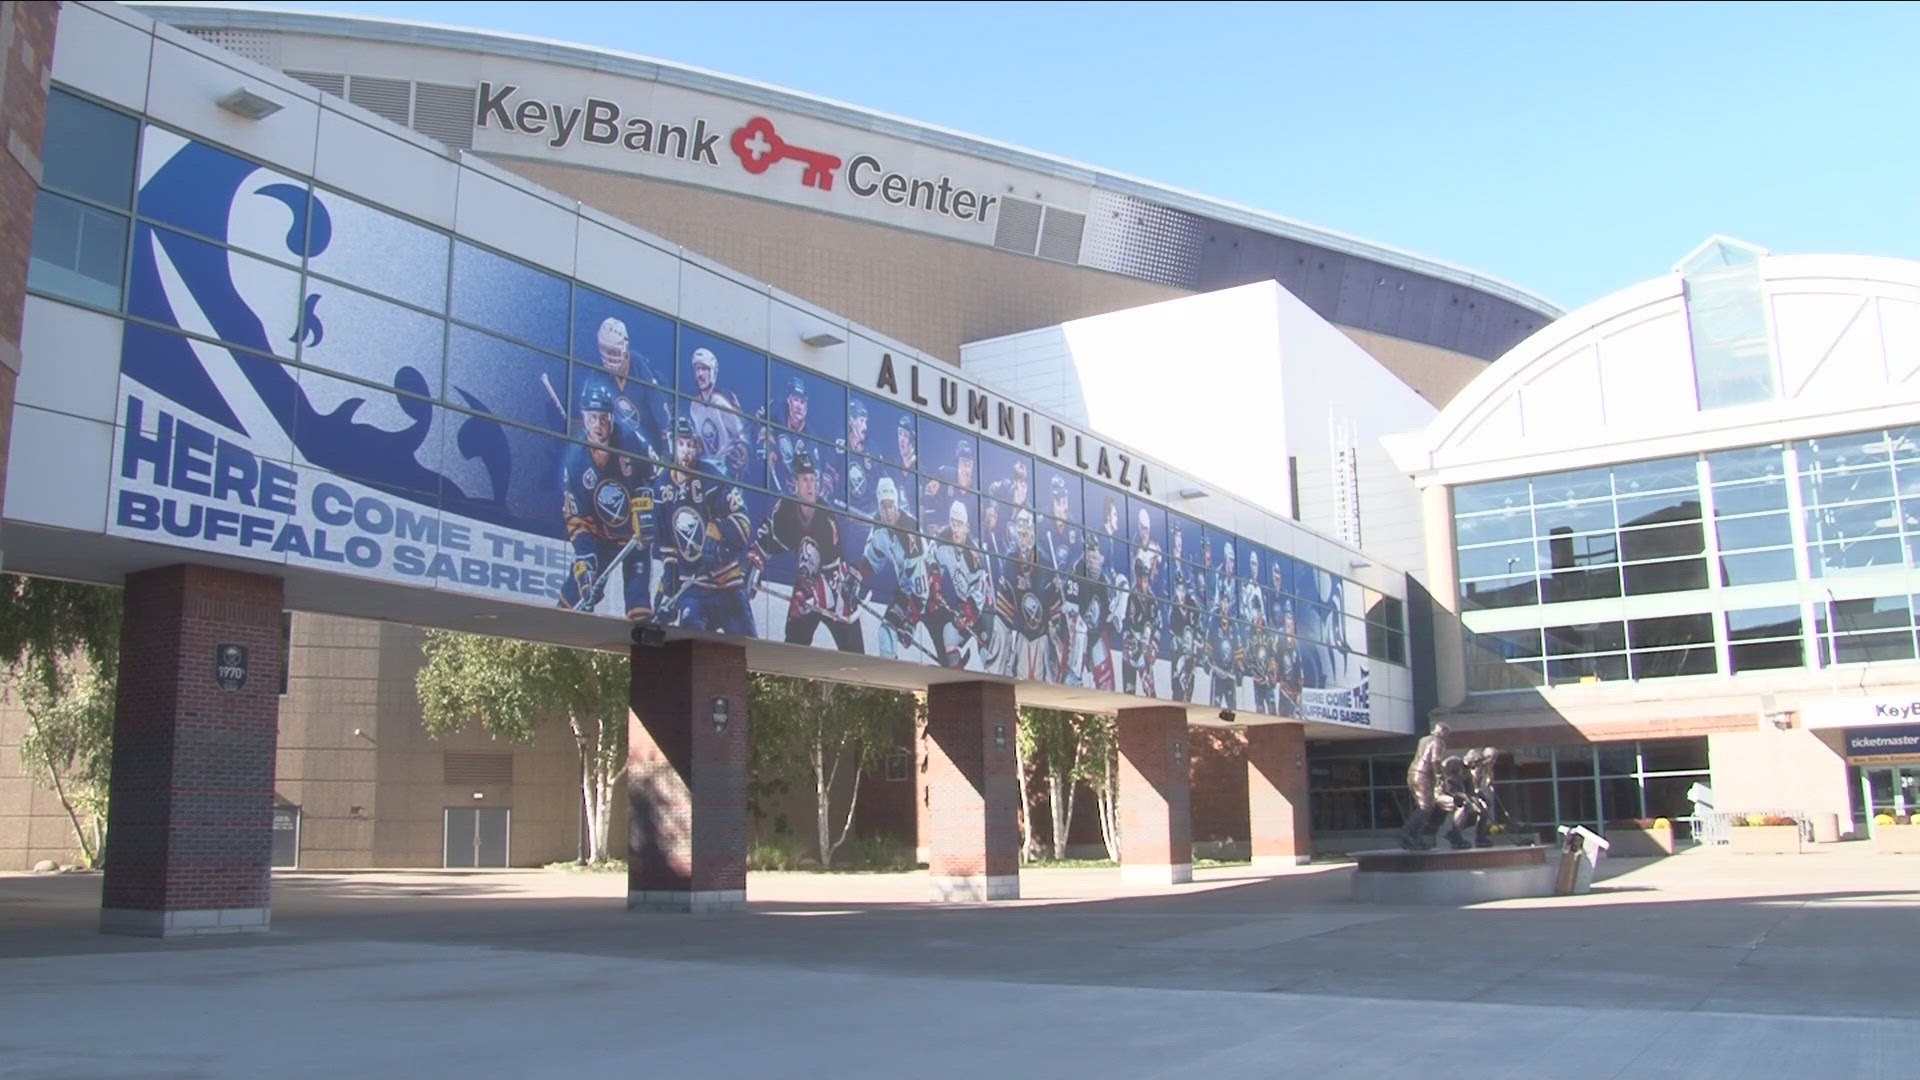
left=540, top=372, right=567, bottom=424
left=572, top=534, right=640, bottom=612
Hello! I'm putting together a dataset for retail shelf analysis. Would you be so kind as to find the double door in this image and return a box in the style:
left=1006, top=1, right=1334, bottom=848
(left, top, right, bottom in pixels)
left=444, top=807, right=511, bottom=867
left=1860, top=766, right=1920, bottom=833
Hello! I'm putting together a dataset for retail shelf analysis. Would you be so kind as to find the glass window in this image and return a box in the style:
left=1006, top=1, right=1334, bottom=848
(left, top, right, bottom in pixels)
left=1639, top=738, right=1708, bottom=773
left=1830, top=595, right=1912, bottom=632
left=1727, top=606, right=1800, bottom=640
left=1455, top=477, right=1531, bottom=514
left=1803, top=463, right=1895, bottom=505
left=1455, top=509, right=1533, bottom=546
left=1833, top=631, right=1916, bottom=665
left=1458, top=540, right=1539, bottom=580
left=450, top=242, right=569, bottom=354
left=1629, top=647, right=1717, bottom=680
left=296, top=280, right=445, bottom=401
left=28, top=190, right=127, bottom=308
left=1595, top=743, right=1638, bottom=777
left=1707, top=445, right=1786, bottom=485
left=1529, top=467, right=1613, bottom=505
left=1369, top=790, right=1406, bottom=830
left=43, top=89, right=138, bottom=208
left=1620, top=522, right=1705, bottom=562
left=1712, top=480, right=1788, bottom=515
left=1715, top=513, right=1791, bottom=551
left=1601, top=777, right=1644, bottom=824
left=769, top=359, right=847, bottom=446
left=1540, top=565, right=1622, bottom=604
left=1731, top=639, right=1804, bottom=673
left=1460, top=574, right=1537, bottom=611
left=1532, top=499, right=1616, bottom=537
left=1544, top=621, right=1625, bottom=655
left=1629, top=614, right=1714, bottom=650
left=1720, top=549, right=1797, bottom=586
left=1539, top=531, right=1617, bottom=570
left=309, top=190, right=450, bottom=312
left=1684, top=257, right=1776, bottom=409
left=1615, top=492, right=1702, bottom=528
left=1546, top=652, right=1627, bottom=685
left=1812, top=537, right=1903, bottom=576
left=1623, top=558, right=1708, bottom=595
left=1611, top=456, right=1698, bottom=495
left=445, top=326, right=569, bottom=435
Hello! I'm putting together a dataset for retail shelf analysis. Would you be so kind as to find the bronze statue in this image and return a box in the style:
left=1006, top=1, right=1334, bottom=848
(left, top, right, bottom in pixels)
left=1461, top=746, right=1504, bottom=847
left=1398, top=722, right=1450, bottom=850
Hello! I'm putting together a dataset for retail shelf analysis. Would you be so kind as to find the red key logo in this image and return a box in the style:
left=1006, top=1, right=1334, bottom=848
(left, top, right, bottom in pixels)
left=729, top=116, right=843, bottom=191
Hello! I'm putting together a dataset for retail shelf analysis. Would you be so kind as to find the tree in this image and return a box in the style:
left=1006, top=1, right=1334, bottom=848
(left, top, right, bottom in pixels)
left=1078, top=712, right=1121, bottom=862
left=416, top=630, right=629, bottom=862
left=749, top=673, right=909, bottom=868
left=1019, top=707, right=1090, bottom=860
left=0, top=575, right=123, bottom=867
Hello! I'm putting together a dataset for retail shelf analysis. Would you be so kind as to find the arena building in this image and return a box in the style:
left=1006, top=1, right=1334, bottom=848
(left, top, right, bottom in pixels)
left=0, top=1, right=1543, bottom=911
left=1387, top=237, right=1920, bottom=842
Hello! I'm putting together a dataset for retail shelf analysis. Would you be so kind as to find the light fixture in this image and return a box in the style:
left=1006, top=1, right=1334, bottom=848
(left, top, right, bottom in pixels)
left=1349, top=560, right=1371, bottom=571
left=1176, top=488, right=1208, bottom=500
left=472, top=792, right=484, bottom=800
left=217, top=87, right=283, bottom=120
left=801, top=331, right=845, bottom=348
left=1218, top=709, right=1236, bottom=723
left=631, top=624, right=667, bottom=648
left=711, top=696, right=731, bottom=734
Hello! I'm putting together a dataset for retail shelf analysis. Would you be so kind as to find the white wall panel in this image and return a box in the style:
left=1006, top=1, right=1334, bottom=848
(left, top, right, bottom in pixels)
left=5, top=406, right=113, bottom=534
left=573, top=219, right=679, bottom=318
left=52, top=2, right=152, bottom=111
left=314, top=106, right=459, bottom=229
left=18, top=297, right=123, bottom=424
left=454, top=167, right=577, bottom=273
left=680, top=259, right=769, bottom=352
left=145, top=27, right=322, bottom=176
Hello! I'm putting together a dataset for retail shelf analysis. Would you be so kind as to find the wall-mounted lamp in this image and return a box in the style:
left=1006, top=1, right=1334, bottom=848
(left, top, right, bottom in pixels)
left=1218, top=709, right=1236, bottom=723
left=471, top=792, right=484, bottom=800
left=1348, top=561, right=1371, bottom=571
left=801, top=331, right=845, bottom=348
left=217, top=87, right=283, bottom=120
left=631, top=624, right=667, bottom=648
left=1176, top=488, right=1208, bottom=500
left=711, top=696, right=731, bottom=734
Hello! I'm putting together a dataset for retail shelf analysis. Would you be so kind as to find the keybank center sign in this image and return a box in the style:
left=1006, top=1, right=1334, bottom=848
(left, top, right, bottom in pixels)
left=470, top=81, right=1085, bottom=244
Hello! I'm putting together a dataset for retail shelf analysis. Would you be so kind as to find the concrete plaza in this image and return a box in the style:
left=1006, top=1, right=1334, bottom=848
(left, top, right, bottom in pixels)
left=1, top=849, right=1917, bottom=1078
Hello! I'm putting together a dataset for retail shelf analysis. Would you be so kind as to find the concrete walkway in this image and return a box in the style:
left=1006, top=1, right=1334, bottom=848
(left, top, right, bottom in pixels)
left=2, top=849, right=1917, bottom=1078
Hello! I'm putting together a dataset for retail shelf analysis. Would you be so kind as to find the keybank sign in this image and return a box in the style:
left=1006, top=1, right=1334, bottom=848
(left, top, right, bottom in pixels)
left=475, top=83, right=1003, bottom=227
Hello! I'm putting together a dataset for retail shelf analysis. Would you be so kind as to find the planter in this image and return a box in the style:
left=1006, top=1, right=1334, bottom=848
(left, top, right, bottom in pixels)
left=1728, top=825, right=1802, bottom=854
left=1604, top=825, right=1676, bottom=857
left=1873, top=823, right=1920, bottom=854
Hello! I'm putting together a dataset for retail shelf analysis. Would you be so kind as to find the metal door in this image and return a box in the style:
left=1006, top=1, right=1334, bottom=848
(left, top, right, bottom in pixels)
left=444, top=807, right=511, bottom=867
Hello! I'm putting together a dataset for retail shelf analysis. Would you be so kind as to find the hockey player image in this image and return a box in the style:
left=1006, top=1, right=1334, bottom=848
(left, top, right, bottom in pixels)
left=654, top=416, right=755, bottom=635
left=849, top=476, right=929, bottom=661
left=577, top=316, right=672, bottom=459
left=1240, top=550, right=1267, bottom=628
left=1040, top=476, right=1082, bottom=573
left=847, top=398, right=870, bottom=456
left=997, top=508, right=1060, bottom=682
left=685, top=346, right=750, bottom=478
left=895, top=414, right=918, bottom=473
left=1122, top=546, right=1160, bottom=697
left=765, top=378, right=841, bottom=504
left=558, top=383, right=655, bottom=618
left=1207, top=588, right=1239, bottom=710
left=1249, top=610, right=1278, bottom=716
left=1169, top=577, right=1199, bottom=703
left=1058, top=533, right=1110, bottom=687
left=1275, top=601, right=1306, bottom=716
left=844, top=454, right=876, bottom=519
left=923, top=436, right=977, bottom=524
left=926, top=500, right=991, bottom=669
left=987, top=459, right=1031, bottom=511
left=749, top=452, right=862, bottom=652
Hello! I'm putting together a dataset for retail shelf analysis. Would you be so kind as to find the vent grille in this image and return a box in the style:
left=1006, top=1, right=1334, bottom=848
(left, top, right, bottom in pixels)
left=443, top=752, right=514, bottom=786
left=1036, top=207, right=1086, bottom=263
left=993, top=197, right=1043, bottom=255
left=181, top=27, right=281, bottom=67
left=285, top=70, right=345, bottom=98
left=347, top=75, right=412, bottom=127
left=411, top=83, right=477, bottom=150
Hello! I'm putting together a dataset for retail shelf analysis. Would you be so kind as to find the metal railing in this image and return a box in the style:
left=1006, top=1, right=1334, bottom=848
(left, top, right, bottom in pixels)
left=1687, top=810, right=1811, bottom=846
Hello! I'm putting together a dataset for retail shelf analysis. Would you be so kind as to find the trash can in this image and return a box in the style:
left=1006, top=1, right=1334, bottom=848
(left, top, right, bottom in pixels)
left=1810, top=812, right=1840, bottom=844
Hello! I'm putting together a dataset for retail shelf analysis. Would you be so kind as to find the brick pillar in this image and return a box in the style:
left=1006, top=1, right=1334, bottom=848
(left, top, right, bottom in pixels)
left=923, top=681, right=1019, bottom=901
left=1247, top=722, right=1312, bottom=869
left=627, top=640, right=747, bottom=912
left=100, top=565, right=284, bottom=936
left=1117, top=706, right=1193, bottom=884
left=0, top=2, right=61, bottom=549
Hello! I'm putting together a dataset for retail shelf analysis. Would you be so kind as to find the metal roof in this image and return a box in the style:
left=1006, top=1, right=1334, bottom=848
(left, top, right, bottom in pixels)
left=133, top=1, right=1564, bottom=319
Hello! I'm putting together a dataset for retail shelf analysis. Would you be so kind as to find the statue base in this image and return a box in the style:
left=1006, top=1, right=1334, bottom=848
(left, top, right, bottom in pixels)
left=1351, top=845, right=1581, bottom=903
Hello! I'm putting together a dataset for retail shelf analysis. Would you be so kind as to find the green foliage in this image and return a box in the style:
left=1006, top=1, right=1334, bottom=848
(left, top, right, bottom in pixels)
left=748, top=832, right=917, bottom=873
left=748, top=673, right=912, bottom=868
left=0, top=574, right=123, bottom=868
left=417, top=630, right=630, bottom=860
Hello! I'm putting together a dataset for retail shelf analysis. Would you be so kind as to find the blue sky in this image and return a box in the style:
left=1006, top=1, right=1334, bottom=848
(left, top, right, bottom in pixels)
left=244, top=1, right=1916, bottom=311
